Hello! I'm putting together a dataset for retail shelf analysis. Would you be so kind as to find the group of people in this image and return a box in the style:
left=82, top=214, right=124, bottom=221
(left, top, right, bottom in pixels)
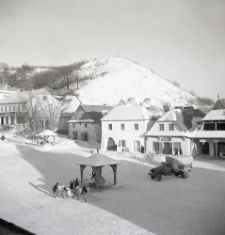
left=174, top=147, right=183, bottom=155
left=52, top=178, right=88, bottom=202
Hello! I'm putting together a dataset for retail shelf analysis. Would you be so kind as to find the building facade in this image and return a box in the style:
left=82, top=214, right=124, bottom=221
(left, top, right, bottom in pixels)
left=0, top=89, right=62, bottom=132
left=146, top=108, right=205, bottom=156
left=188, top=100, right=225, bottom=158
left=101, top=105, right=155, bottom=152
left=68, top=105, right=112, bottom=142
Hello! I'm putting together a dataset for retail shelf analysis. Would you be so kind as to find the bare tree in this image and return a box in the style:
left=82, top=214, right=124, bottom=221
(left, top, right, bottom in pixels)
left=40, top=96, right=61, bottom=131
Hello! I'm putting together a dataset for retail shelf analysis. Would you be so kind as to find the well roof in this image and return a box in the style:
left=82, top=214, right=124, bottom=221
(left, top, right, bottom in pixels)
left=75, top=153, right=121, bottom=167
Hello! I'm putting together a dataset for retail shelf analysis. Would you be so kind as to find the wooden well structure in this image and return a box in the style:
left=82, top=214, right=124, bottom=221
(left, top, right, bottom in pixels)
left=75, top=153, right=121, bottom=189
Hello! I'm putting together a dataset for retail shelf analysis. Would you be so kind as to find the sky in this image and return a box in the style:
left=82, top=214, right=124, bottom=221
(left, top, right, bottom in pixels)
left=0, top=0, right=225, bottom=100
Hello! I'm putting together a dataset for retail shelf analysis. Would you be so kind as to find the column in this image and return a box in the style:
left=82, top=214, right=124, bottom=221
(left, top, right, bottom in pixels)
left=213, top=140, right=219, bottom=159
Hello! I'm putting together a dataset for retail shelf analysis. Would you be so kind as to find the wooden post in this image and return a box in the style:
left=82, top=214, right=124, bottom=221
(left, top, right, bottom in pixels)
left=95, top=167, right=99, bottom=189
left=111, top=165, right=117, bottom=185
left=80, top=165, right=86, bottom=184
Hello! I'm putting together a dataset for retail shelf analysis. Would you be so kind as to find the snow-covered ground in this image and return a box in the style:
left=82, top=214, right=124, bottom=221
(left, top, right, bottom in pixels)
left=0, top=137, right=224, bottom=235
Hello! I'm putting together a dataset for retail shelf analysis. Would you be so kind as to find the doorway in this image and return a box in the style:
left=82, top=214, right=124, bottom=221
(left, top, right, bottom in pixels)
left=107, top=138, right=116, bottom=151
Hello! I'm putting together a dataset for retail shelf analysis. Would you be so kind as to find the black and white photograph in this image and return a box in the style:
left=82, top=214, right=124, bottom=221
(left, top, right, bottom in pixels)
left=0, top=0, right=225, bottom=234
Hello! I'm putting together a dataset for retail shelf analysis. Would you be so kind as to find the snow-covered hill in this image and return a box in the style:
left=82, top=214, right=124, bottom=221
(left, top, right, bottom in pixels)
left=74, top=58, right=195, bottom=107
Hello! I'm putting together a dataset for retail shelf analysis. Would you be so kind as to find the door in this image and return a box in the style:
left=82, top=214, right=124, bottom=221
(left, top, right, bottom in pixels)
left=73, top=132, right=77, bottom=140
left=84, top=132, right=88, bottom=141
left=134, top=141, right=140, bottom=152
left=1, top=117, right=3, bottom=125
left=163, top=142, right=172, bottom=154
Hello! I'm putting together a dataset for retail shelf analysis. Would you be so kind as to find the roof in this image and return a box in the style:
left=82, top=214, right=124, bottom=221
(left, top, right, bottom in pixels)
left=201, top=109, right=225, bottom=121
left=75, top=153, right=121, bottom=167
left=156, top=109, right=205, bottom=131
left=37, top=129, right=57, bottom=136
left=188, top=130, right=225, bottom=139
left=68, top=112, right=94, bottom=123
left=80, top=105, right=113, bottom=113
left=0, top=89, right=51, bottom=104
left=73, top=105, right=113, bottom=123
left=212, top=99, right=225, bottom=110
left=101, top=105, right=153, bottom=121
left=116, top=99, right=126, bottom=106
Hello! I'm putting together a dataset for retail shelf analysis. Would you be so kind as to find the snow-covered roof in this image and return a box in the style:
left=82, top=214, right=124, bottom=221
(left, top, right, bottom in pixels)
left=101, top=105, right=153, bottom=121
left=75, top=153, right=121, bottom=167
left=61, top=96, right=80, bottom=114
left=37, top=129, right=57, bottom=136
left=155, top=109, right=205, bottom=131
left=202, top=109, right=225, bottom=121
left=0, top=89, right=51, bottom=104
left=188, top=130, right=225, bottom=139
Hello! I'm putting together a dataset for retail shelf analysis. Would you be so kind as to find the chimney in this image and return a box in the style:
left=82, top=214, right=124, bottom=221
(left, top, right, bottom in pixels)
left=127, top=97, right=137, bottom=105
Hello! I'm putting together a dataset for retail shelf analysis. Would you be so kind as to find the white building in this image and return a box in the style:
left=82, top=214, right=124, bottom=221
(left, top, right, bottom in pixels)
left=101, top=105, right=155, bottom=152
left=188, top=100, right=225, bottom=158
left=146, top=108, right=205, bottom=156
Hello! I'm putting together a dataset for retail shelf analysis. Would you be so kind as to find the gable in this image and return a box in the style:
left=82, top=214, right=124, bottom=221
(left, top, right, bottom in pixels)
left=212, top=99, right=225, bottom=110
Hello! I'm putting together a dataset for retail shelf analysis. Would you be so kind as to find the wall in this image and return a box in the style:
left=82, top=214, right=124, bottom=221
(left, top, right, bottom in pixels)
left=68, top=122, right=97, bottom=141
left=101, top=120, right=147, bottom=152
left=146, top=136, right=190, bottom=155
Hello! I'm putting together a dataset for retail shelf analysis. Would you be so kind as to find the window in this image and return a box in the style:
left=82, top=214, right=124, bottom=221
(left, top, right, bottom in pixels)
left=159, top=124, right=164, bottom=131
left=5, top=117, right=8, bottom=125
left=108, top=124, right=112, bottom=130
left=169, top=124, right=174, bottom=131
left=153, top=142, right=159, bottom=152
left=23, top=105, right=26, bottom=111
left=217, top=123, right=225, bottom=131
left=119, top=140, right=126, bottom=147
left=72, top=123, right=75, bottom=128
left=121, top=124, right=125, bottom=130
left=134, top=124, right=139, bottom=130
left=85, top=123, right=88, bottom=128
left=9, top=106, right=11, bottom=112
left=13, top=106, right=15, bottom=111
left=18, top=106, right=20, bottom=112
left=5, top=106, right=7, bottom=112
left=204, top=123, right=215, bottom=131
left=0, top=106, right=2, bottom=112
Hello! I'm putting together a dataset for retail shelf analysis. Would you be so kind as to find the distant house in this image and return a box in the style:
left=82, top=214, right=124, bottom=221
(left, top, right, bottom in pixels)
left=0, top=89, right=62, bottom=132
left=188, top=100, right=225, bottom=158
left=146, top=108, right=205, bottom=156
left=68, top=105, right=113, bottom=142
left=101, top=105, right=156, bottom=152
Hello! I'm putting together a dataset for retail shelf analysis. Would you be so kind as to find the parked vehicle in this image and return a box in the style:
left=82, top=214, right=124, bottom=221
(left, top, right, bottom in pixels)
left=148, top=155, right=193, bottom=181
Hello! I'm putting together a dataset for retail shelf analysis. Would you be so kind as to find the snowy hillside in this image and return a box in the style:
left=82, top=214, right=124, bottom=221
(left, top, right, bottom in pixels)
left=74, top=58, right=195, bottom=107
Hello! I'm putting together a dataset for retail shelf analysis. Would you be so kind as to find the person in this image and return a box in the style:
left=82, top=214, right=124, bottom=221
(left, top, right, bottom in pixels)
left=74, top=178, right=79, bottom=187
left=180, top=148, right=183, bottom=155
left=52, top=182, right=59, bottom=195
left=1, top=135, right=5, bottom=141
left=174, top=147, right=178, bottom=155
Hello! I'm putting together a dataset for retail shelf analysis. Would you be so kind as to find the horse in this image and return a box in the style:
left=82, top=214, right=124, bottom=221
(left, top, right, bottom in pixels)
left=74, top=185, right=89, bottom=202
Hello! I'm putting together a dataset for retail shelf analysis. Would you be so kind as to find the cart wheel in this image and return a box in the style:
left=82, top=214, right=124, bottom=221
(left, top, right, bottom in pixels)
left=174, top=172, right=180, bottom=177
left=181, top=172, right=188, bottom=179
left=151, top=175, right=155, bottom=180
left=157, top=174, right=162, bottom=181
